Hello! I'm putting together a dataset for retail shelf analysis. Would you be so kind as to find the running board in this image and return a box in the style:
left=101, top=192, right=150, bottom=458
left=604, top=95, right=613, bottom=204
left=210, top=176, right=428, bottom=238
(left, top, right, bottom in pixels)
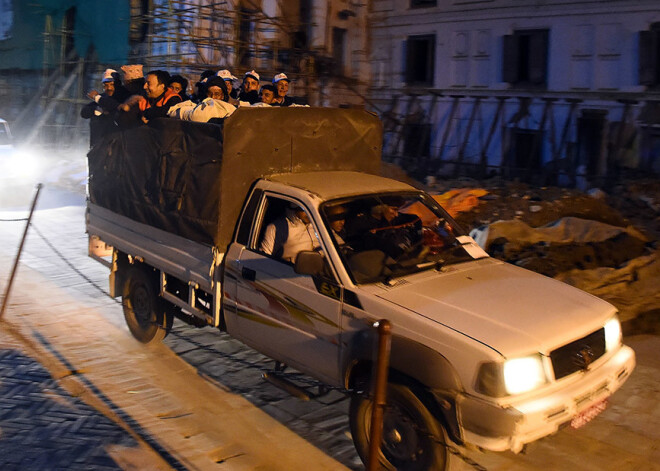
left=262, top=372, right=311, bottom=401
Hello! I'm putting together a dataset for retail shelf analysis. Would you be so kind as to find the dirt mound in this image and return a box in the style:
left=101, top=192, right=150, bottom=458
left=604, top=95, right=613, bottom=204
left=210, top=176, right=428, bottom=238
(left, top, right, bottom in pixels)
left=426, top=179, right=628, bottom=232
left=608, top=179, right=660, bottom=241
left=481, top=221, right=648, bottom=278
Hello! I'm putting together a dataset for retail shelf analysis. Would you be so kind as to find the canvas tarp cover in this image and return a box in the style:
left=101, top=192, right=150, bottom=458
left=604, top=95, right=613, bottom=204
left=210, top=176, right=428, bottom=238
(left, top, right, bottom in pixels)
left=87, top=108, right=382, bottom=250
left=87, top=118, right=224, bottom=246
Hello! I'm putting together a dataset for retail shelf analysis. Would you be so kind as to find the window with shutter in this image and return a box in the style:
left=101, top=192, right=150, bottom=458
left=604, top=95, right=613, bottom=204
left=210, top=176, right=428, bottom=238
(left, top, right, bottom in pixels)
left=332, top=28, right=347, bottom=76
left=502, top=35, right=519, bottom=83
left=639, top=26, right=660, bottom=86
left=529, top=30, right=548, bottom=85
left=502, top=29, right=549, bottom=88
left=404, top=35, right=435, bottom=86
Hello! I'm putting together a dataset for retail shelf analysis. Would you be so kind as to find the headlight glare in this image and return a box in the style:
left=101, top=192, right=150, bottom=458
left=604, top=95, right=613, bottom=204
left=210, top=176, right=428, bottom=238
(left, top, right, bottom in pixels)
left=8, top=148, right=40, bottom=181
left=604, top=317, right=621, bottom=351
left=503, top=355, right=547, bottom=395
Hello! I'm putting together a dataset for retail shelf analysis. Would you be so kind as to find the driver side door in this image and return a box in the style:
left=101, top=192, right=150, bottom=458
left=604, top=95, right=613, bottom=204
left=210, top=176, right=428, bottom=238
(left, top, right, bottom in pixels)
left=230, top=193, right=344, bottom=385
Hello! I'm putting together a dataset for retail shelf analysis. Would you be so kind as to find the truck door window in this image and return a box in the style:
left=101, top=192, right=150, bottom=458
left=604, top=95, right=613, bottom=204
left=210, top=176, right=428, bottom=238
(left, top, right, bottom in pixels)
left=257, top=196, right=321, bottom=264
left=235, top=188, right=263, bottom=246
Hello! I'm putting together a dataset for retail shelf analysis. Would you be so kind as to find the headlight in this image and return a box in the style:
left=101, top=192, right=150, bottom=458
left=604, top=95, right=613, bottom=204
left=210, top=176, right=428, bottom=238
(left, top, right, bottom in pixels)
left=476, top=354, right=548, bottom=397
left=604, top=316, right=622, bottom=351
left=503, top=355, right=547, bottom=395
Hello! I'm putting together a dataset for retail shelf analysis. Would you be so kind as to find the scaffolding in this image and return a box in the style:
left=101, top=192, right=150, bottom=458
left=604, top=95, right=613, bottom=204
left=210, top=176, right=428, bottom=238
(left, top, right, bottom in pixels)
left=129, top=0, right=314, bottom=91
left=127, top=0, right=372, bottom=107
left=9, top=0, right=371, bottom=150
left=11, top=11, right=88, bottom=149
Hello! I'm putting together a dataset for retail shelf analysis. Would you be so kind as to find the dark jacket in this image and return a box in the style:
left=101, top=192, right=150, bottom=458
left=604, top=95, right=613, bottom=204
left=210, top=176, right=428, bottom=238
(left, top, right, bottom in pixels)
left=238, top=89, right=260, bottom=104
left=116, top=89, right=181, bottom=129
left=80, top=85, right=131, bottom=147
left=271, top=95, right=296, bottom=107
left=140, top=89, right=182, bottom=121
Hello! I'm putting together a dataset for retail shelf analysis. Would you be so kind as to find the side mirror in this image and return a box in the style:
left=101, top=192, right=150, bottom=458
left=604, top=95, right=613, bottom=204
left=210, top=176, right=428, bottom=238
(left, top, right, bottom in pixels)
left=294, top=250, right=325, bottom=276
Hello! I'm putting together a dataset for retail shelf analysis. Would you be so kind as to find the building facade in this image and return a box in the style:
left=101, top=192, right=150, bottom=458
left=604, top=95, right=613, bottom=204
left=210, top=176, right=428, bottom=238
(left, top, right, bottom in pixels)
left=141, top=0, right=371, bottom=107
left=368, top=0, right=660, bottom=185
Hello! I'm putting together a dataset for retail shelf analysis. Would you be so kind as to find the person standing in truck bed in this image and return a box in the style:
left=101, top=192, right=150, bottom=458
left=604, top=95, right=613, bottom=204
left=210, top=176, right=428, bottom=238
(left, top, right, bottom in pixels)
left=116, top=70, right=181, bottom=127
left=238, top=70, right=261, bottom=105
left=270, top=73, right=295, bottom=107
left=216, top=69, right=239, bottom=106
left=80, top=68, right=130, bottom=147
left=167, top=76, right=236, bottom=122
left=168, top=74, right=190, bottom=101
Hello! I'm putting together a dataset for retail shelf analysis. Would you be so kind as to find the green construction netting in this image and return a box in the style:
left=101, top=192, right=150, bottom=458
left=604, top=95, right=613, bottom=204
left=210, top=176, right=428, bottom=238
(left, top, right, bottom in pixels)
left=0, top=0, right=130, bottom=70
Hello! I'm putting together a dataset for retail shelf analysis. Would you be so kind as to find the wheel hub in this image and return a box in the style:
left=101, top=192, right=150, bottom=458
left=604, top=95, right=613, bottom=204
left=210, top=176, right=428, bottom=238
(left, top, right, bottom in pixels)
left=387, top=428, right=403, bottom=444
left=132, top=285, right=152, bottom=327
left=382, top=407, right=423, bottom=462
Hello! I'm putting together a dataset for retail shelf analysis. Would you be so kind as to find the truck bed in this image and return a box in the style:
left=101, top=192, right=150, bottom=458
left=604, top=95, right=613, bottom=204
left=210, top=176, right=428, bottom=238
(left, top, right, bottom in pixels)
left=87, top=203, right=220, bottom=293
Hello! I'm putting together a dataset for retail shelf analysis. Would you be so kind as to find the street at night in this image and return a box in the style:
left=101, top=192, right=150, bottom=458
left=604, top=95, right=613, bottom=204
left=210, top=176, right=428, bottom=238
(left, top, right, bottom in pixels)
left=2, top=1, right=660, bottom=469
left=1, top=185, right=658, bottom=470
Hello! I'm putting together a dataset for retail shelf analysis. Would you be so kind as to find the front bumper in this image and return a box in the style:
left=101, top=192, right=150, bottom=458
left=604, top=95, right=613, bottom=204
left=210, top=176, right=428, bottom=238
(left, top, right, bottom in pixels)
left=458, top=344, right=635, bottom=453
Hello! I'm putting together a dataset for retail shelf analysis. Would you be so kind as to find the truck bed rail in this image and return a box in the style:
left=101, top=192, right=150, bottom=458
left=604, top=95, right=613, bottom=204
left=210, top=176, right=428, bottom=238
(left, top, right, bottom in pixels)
left=87, top=203, right=221, bottom=293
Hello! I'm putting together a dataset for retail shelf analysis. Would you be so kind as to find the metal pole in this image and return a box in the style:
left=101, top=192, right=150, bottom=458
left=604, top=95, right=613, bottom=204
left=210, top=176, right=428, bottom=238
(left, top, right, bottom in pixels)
left=367, top=319, right=392, bottom=471
left=0, top=183, right=42, bottom=319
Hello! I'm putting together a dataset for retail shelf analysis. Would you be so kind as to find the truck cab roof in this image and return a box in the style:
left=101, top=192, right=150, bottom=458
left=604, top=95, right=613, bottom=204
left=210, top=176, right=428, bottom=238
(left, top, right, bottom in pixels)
left=265, top=171, right=416, bottom=201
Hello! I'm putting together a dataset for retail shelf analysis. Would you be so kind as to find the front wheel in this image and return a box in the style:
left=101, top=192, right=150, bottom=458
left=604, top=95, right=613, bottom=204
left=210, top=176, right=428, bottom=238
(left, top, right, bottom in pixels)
left=349, top=383, right=448, bottom=471
left=122, top=266, right=173, bottom=343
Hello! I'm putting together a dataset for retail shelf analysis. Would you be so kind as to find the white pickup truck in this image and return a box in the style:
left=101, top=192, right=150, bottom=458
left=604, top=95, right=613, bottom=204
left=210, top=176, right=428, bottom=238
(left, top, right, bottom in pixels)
left=87, top=108, right=635, bottom=470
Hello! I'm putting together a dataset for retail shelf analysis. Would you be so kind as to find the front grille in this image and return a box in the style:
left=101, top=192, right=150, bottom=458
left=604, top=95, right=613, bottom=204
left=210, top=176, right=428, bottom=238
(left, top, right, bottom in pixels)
left=550, top=328, right=606, bottom=380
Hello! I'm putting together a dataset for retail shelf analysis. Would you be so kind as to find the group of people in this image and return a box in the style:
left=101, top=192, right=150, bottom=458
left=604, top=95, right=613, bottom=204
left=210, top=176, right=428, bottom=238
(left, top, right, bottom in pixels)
left=81, top=64, right=301, bottom=147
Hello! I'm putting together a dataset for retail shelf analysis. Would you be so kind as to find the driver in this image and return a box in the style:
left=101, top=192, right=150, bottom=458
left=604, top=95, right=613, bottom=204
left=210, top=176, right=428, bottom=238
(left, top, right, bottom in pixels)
left=365, top=203, right=421, bottom=260
left=260, top=203, right=319, bottom=263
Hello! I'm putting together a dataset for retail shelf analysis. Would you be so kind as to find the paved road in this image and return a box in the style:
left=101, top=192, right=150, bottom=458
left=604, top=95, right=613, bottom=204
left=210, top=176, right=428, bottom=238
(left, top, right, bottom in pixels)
left=0, top=344, right=137, bottom=471
left=1, top=187, right=659, bottom=470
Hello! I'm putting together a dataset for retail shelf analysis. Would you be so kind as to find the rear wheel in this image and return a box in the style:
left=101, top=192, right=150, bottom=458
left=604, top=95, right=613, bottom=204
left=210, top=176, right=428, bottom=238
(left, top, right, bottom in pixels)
left=349, top=383, right=448, bottom=471
left=122, top=266, right=173, bottom=343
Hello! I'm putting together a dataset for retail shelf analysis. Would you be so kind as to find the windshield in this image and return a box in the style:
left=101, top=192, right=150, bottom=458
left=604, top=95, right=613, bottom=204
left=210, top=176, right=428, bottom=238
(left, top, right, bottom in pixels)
left=321, top=192, right=480, bottom=284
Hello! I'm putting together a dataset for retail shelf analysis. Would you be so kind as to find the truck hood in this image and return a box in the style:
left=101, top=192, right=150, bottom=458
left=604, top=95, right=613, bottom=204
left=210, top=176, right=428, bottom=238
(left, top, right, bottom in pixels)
left=375, top=260, right=614, bottom=357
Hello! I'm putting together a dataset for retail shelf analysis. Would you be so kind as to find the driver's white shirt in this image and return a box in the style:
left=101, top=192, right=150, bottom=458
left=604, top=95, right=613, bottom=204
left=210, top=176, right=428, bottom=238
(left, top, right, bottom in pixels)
left=261, top=214, right=319, bottom=262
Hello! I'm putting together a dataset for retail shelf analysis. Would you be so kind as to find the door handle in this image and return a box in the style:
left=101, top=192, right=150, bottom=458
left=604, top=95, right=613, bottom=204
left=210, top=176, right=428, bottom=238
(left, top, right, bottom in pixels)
left=241, top=266, right=256, bottom=281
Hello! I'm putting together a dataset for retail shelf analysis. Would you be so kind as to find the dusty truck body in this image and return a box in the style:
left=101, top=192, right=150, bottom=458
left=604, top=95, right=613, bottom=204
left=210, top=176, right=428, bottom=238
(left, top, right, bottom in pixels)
left=87, top=108, right=635, bottom=470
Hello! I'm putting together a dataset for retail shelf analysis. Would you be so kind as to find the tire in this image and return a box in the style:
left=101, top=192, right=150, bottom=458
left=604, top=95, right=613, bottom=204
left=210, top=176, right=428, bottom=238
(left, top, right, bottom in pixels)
left=122, top=266, right=173, bottom=343
left=349, top=383, right=448, bottom=471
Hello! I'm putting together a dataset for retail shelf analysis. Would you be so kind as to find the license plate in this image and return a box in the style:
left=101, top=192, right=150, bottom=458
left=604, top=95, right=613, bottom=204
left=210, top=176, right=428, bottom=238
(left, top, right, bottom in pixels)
left=570, top=399, right=608, bottom=429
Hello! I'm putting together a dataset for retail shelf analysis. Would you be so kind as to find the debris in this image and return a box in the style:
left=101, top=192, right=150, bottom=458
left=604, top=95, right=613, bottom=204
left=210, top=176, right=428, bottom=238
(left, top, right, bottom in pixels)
left=431, top=188, right=489, bottom=217
left=588, top=188, right=607, bottom=200
left=639, top=195, right=659, bottom=212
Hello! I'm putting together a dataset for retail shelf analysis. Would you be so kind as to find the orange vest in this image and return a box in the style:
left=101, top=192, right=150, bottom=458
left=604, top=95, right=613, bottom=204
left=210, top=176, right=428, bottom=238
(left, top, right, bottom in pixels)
left=138, top=88, right=178, bottom=112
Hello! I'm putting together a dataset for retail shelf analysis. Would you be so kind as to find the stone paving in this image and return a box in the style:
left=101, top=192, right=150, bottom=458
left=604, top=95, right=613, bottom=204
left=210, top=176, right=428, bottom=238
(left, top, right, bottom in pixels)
left=0, top=345, right=135, bottom=471
left=1, top=188, right=659, bottom=470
